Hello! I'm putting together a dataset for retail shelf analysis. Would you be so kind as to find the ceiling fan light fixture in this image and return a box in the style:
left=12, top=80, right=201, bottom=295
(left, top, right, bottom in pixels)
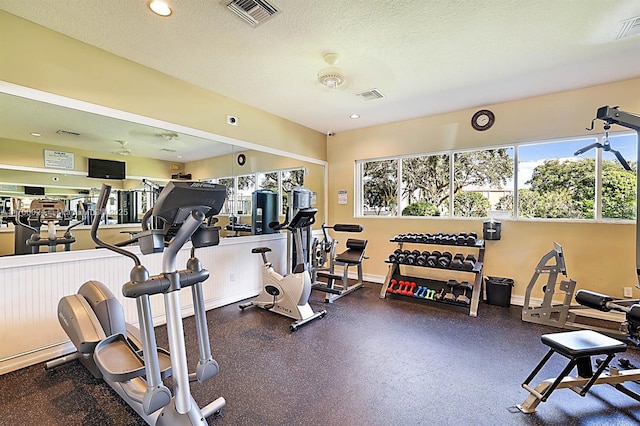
left=318, top=67, right=345, bottom=89
left=317, top=52, right=346, bottom=89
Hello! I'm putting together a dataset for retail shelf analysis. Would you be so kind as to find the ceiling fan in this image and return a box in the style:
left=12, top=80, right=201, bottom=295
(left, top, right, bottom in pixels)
left=112, top=140, right=132, bottom=156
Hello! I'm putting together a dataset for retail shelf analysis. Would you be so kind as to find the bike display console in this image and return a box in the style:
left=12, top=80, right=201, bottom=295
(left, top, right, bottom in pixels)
left=379, top=232, right=485, bottom=317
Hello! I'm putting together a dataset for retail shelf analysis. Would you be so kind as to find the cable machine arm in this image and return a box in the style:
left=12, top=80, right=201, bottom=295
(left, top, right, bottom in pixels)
left=591, top=106, right=640, bottom=286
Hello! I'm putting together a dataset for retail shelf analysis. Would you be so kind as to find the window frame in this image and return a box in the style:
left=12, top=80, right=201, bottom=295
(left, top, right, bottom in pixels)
left=355, top=130, right=637, bottom=223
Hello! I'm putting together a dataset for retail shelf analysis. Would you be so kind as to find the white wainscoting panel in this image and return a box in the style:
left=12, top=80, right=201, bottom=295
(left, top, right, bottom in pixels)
left=0, top=234, right=286, bottom=375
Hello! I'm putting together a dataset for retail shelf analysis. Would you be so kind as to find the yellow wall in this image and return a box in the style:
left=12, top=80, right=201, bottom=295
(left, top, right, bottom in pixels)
left=0, top=137, right=179, bottom=186
left=0, top=11, right=326, bottom=162
left=327, top=77, right=640, bottom=300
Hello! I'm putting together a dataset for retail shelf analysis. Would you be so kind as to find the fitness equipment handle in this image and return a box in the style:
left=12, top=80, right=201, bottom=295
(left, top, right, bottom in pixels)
left=122, top=269, right=210, bottom=298
left=575, top=290, right=613, bottom=311
left=91, top=183, right=142, bottom=267
left=332, top=224, right=363, bottom=233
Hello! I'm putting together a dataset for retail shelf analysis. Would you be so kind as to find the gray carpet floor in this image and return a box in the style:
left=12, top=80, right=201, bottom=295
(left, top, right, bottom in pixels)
left=1, top=282, right=639, bottom=425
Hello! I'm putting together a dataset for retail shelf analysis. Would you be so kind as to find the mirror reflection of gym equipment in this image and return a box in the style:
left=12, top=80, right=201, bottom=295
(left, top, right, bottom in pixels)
left=518, top=106, right=640, bottom=414
left=14, top=199, right=81, bottom=254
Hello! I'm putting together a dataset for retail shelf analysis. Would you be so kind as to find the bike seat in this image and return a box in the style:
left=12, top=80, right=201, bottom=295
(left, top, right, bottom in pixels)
left=252, top=247, right=272, bottom=254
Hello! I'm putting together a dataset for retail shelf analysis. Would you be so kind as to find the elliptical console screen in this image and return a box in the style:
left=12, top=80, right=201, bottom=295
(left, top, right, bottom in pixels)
left=153, top=181, right=227, bottom=225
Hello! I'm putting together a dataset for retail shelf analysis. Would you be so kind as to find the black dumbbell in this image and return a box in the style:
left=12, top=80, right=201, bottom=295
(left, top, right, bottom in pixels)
left=456, top=282, right=473, bottom=305
left=456, top=233, right=467, bottom=245
left=426, top=250, right=441, bottom=267
left=416, top=250, right=430, bottom=266
left=388, top=248, right=403, bottom=263
left=450, top=253, right=465, bottom=269
left=406, top=250, right=421, bottom=265
left=444, top=279, right=459, bottom=302
left=462, top=254, right=477, bottom=271
left=396, top=250, right=411, bottom=264
left=425, top=234, right=436, bottom=243
left=438, top=251, right=452, bottom=268
left=466, top=232, right=478, bottom=246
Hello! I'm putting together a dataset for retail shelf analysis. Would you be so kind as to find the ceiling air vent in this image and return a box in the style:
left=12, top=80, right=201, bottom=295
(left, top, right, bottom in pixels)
left=56, top=129, right=80, bottom=136
left=223, top=0, right=280, bottom=27
left=356, top=89, right=385, bottom=101
left=617, top=15, right=640, bottom=39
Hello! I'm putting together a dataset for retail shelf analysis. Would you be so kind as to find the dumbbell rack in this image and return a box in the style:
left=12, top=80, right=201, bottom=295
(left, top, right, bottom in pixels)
left=379, top=235, right=485, bottom=317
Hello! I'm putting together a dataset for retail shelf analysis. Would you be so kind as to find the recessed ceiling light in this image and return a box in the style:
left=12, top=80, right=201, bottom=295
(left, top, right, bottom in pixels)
left=177, top=155, right=183, bottom=159
left=148, top=0, right=172, bottom=17
left=30, top=132, right=42, bottom=137
left=350, top=114, right=360, bottom=119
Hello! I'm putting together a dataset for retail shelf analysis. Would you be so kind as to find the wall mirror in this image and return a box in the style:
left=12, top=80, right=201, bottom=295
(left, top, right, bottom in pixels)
left=0, top=85, right=326, bottom=256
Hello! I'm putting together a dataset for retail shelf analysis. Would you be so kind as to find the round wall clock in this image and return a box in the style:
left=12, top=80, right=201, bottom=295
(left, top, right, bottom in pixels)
left=471, top=109, right=495, bottom=131
left=237, top=153, right=246, bottom=166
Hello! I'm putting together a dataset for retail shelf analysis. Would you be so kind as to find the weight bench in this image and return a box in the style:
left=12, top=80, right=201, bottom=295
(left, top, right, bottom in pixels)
left=313, top=238, right=368, bottom=303
left=519, top=288, right=640, bottom=413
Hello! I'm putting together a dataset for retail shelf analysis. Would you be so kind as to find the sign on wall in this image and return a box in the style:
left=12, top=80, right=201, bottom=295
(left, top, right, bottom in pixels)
left=44, top=150, right=75, bottom=170
left=338, top=190, right=348, bottom=205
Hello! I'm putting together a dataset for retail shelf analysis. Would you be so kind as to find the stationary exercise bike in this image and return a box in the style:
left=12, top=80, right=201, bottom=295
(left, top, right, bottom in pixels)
left=239, top=207, right=327, bottom=331
left=46, top=181, right=227, bottom=425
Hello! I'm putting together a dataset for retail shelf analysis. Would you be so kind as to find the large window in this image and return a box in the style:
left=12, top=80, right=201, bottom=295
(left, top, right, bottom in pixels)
left=236, top=174, right=255, bottom=215
left=361, top=159, right=398, bottom=216
left=401, top=154, right=449, bottom=217
left=601, top=133, right=637, bottom=220
left=453, top=148, right=514, bottom=218
left=357, top=132, right=637, bottom=221
left=518, top=139, right=596, bottom=219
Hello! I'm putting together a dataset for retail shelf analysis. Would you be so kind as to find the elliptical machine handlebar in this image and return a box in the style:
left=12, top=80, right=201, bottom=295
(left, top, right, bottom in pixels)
left=92, top=183, right=142, bottom=267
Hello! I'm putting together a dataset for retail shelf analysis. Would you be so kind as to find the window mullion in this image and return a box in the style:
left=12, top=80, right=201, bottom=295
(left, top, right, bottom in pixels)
left=595, top=140, right=603, bottom=220
left=397, top=158, right=402, bottom=217
left=449, top=154, right=454, bottom=217
left=513, top=147, right=519, bottom=218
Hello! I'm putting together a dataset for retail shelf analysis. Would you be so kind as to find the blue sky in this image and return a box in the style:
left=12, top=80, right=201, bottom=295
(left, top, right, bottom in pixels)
left=512, top=132, right=637, bottom=188
left=518, top=133, right=637, bottom=162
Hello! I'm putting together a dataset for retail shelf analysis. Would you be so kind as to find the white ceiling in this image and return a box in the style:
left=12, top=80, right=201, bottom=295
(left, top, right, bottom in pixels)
left=1, top=0, right=640, bottom=139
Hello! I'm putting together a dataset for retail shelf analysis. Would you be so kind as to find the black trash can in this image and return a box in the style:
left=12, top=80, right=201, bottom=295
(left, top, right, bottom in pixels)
left=485, top=276, right=514, bottom=307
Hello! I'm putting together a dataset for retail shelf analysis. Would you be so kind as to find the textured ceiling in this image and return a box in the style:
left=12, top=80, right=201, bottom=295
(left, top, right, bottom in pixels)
left=1, top=0, right=640, bottom=136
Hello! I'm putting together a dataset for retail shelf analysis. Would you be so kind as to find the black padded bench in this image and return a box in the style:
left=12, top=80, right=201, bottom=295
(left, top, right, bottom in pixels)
left=314, top=238, right=368, bottom=301
left=521, top=330, right=627, bottom=403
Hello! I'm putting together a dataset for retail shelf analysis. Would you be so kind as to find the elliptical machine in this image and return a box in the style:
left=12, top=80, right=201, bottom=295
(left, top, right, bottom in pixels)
left=46, top=181, right=227, bottom=425
left=239, top=207, right=327, bottom=331
left=15, top=199, right=81, bottom=254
